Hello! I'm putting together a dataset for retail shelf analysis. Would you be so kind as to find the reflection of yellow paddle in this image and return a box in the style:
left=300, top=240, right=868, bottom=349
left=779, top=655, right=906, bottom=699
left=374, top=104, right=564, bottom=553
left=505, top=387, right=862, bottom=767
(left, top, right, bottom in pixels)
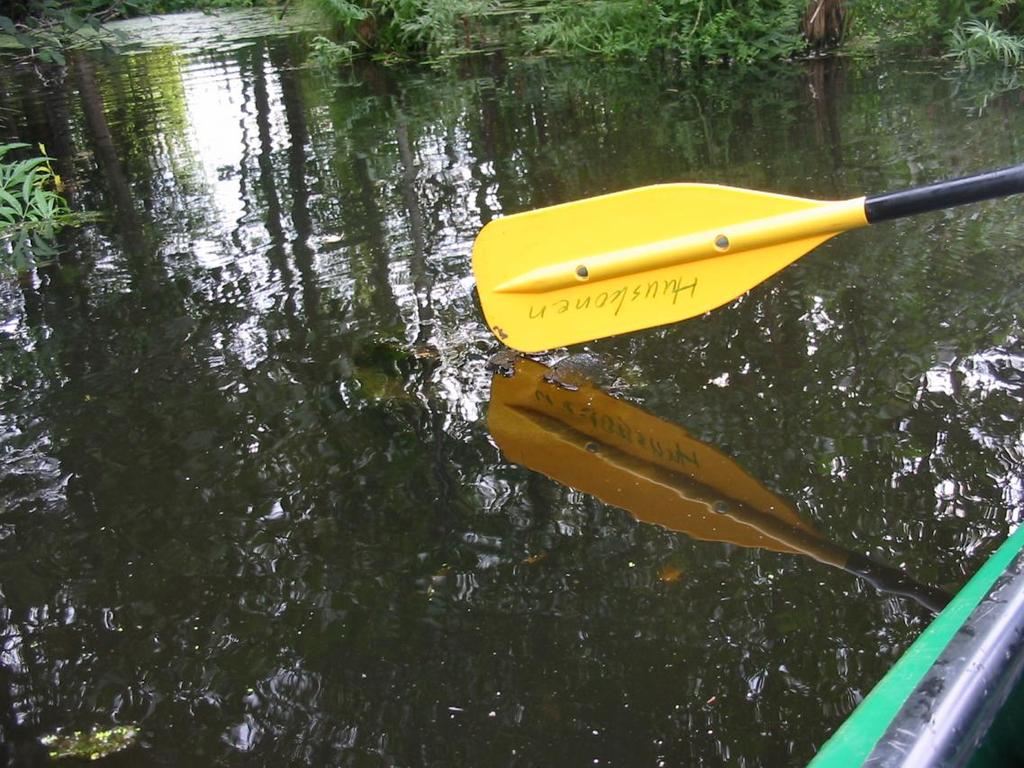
left=488, top=358, right=950, bottom=613
left=473, top=166, right=1024, bottom=351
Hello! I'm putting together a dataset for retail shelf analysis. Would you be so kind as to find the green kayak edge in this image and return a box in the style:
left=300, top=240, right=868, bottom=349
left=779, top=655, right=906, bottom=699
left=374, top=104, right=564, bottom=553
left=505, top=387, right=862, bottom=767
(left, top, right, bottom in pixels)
left=810, top=525, right=1024, bottom=767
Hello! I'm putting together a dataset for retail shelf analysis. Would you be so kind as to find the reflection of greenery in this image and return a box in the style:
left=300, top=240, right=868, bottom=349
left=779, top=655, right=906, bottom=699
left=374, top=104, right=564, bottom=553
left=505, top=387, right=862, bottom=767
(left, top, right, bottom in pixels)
left=4, top=42, right=1024, bottom=768
left=947, top=64, right=1022, bottom=115
left=108, top=49, right=196, bottom=178
left=0, top=142, right=89, bottom=273
left=40, top=724, right=139, bottom=761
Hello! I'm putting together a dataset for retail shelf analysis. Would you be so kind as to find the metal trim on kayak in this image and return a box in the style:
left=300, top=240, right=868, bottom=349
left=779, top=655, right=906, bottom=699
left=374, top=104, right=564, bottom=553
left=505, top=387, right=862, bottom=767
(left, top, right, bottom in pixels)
left=864, top=545, right=1024, bottom=767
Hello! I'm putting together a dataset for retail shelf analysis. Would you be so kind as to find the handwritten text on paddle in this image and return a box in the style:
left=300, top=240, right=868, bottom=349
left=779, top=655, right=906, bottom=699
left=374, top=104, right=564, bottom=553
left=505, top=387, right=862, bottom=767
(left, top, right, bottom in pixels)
left=527, top=276, right=698, bottom=320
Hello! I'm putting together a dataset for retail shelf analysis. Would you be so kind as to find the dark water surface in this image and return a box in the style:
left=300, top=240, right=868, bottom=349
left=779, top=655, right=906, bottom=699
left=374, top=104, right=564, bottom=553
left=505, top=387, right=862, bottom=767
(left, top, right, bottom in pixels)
left=3, top=15, right=1024, bottom=765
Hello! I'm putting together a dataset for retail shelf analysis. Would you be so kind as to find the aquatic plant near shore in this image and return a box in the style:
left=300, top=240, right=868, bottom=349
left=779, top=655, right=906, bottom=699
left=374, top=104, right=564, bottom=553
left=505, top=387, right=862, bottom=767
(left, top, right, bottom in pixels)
left=308, top=34, right=360, bottom=65
left=0, top=143, right=91, bottom=274
left=949, top=18, right=1024, bottom=67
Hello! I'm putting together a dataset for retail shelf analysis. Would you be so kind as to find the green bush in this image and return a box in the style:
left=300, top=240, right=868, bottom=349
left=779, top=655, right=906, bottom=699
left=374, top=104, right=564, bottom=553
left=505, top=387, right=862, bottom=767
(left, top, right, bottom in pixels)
left=523, top=0, right=806, bottom=63
left=521, top=0, right=668, bottom=60
left=690, top=1, right=807, bottom=63
left=309, top=0, right=807, bottom=63
left=847, top=0, right=1023, bottom=52
left=317, top=0, right=496, bottom=58
left=390, top=0, right=495, bottom=55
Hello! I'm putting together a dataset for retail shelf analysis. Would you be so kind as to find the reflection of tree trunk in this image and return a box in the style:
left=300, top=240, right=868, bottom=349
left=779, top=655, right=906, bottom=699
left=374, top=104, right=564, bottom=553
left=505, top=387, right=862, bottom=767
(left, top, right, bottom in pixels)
left=807, top=58, right=844, bottom=180
left=14, top=72, right=79, bottom=205
left=0, top=72, right=16, bottom=135
left=687, top=91, right=717, bottom=168
left=42, top=87, right=78, bottom=205
left=470, top=55, right=530, bottom=224
left=0, top=650, right=49, bottom=765
left=527, top=91, right=562, bottom=206
left=395, top=117, right=434, bottom=344
left=232, top=57, right=256, bottom=253
left=271, top=43, right=322, bottom=329
left=475, top=83, right=501, bottom=223
left=70, top=53, right=173, bottom=333
left=762, top=288, right=806, bottom=395
left=351, top=154, right=402, bottom=331
left=473, top=71, right=525, bottom=224
left=72, top=55, right=139, bottom=241
left=357, top=59, right=399, bottom=101
left=250, top=46, right=291, bottom=287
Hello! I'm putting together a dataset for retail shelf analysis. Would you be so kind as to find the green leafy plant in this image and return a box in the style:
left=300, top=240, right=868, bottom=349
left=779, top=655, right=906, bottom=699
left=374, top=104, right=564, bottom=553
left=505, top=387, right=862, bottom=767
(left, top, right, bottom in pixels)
left=313, top=0, right=1024, bottom=64
left=692, top=2, right=806, bottom=63
left=520, top=0, right=805, bottom=64
left=318, top=0, right=372, bottom=26
left=0, top=1, right=122, bottom=64
left=0, top=142, right=89, bottom=274
left=308, top=34, right=360, bottom=65
left=307, top=0, right=497, bottom=59
left=392, top=0, right=495, bottom=56
left=949, top=18, right=1024, bottom=66
left=521, top=0, right=667, bottom=59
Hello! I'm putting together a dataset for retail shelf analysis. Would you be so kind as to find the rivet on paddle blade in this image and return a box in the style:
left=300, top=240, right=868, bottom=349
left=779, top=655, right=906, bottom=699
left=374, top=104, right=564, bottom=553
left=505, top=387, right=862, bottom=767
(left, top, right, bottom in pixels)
left=576, top=265, right=589, bottom=280
left=714, top=235, right=730, bottom=251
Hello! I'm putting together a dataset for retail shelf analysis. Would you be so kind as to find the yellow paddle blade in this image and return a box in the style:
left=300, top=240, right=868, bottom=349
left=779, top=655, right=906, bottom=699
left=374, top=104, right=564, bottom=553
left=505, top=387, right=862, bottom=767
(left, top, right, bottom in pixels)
left=473, top=184, right=868, bottom=352
left=487, top=358, right=823, bottom=555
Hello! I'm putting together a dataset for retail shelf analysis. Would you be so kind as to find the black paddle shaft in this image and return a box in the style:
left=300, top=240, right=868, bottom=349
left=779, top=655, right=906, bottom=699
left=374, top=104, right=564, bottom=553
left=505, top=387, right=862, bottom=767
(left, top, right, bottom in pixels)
left=864, top=163, right=1024, bottom=224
